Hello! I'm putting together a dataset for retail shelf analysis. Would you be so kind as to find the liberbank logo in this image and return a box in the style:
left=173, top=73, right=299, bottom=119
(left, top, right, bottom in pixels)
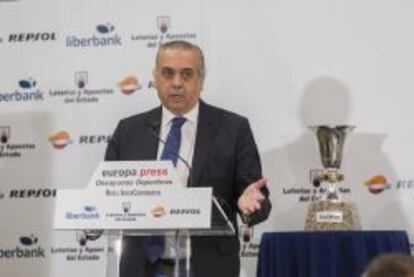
left=0, top=126, right=36, bottom=158
left=66, top=23, right=122, bottom=48
left=0, top=235, right=46, bottom=259
left=66, top=206, right=100, bottom=220
left=0, top=78, right=44, bottom=103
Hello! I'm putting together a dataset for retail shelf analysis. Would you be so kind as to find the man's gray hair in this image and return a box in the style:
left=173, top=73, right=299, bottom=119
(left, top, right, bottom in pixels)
left=155, top=40, right=206, bottom=78
left=362, top=253, right=414, bottom=277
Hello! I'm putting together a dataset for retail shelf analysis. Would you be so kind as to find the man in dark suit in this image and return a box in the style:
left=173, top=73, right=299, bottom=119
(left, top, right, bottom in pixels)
left=105, top=40, right=271, bottom=277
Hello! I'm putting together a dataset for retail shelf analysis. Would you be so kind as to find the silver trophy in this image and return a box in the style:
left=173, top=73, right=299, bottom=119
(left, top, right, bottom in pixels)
left=305, top=125, right=360, bottom=231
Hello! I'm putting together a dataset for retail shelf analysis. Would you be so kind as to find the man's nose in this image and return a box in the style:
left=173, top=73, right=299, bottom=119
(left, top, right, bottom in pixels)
left=172, top=73, right=183, bottom=88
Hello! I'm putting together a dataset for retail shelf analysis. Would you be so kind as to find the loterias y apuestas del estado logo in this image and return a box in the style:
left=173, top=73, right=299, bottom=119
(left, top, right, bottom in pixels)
left=0, top=126, right=36, bottom=158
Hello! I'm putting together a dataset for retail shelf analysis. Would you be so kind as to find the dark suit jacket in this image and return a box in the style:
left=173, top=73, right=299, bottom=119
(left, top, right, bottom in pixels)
left=105, top=101, right=271, bottom=277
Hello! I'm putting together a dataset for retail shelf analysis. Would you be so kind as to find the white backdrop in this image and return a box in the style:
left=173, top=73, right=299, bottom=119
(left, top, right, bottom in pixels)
left=2, top=0, right=414, bottom=276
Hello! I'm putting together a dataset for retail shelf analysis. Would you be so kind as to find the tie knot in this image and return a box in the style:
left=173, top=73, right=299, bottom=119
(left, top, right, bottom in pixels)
left=171, top=117, right=187, bottom=129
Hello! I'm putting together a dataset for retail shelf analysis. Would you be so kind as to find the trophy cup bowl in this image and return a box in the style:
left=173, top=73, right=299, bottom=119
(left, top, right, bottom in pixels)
left=305, top=125, right=360, bottom=231
left=312, top=125, right=354, bottom=169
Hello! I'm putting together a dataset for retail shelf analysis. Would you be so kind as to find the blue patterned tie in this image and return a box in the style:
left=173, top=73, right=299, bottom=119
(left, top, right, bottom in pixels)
left=144, top=117, right=186, bottom=263
left=160, top=117, right=187, bottom=166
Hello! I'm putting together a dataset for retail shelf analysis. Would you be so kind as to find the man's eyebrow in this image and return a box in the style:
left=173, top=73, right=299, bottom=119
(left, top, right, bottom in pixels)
left=160, top=66, right=195, bottom=70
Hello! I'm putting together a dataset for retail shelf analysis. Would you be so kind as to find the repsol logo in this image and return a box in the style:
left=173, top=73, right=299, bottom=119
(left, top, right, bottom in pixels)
left=8, top=32, right=57, bottom=42
left=78, top=135, right=111, bottom=144
left=170, top=209, right=200, bottom=215
left=102, top=169, right=137, bottom=178
left=9, top=189, right=56, bottom=199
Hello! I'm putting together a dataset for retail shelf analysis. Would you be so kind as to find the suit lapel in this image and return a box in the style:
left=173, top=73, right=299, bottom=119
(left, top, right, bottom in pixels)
left=141, top=106, right=162, bottom=160
left=191, top=101, right=220, bottom=187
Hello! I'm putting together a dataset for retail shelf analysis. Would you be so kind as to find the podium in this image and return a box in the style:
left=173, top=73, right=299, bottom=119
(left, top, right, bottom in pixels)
left=54, top=161, right=235, bottom=277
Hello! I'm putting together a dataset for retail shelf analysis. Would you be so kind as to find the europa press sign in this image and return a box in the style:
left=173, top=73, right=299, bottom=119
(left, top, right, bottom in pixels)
left=54, top=161, right=212, bottom=230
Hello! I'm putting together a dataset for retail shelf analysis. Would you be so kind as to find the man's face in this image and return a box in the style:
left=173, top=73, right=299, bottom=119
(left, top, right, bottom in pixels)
left=153, top=48, right=204, bottom=115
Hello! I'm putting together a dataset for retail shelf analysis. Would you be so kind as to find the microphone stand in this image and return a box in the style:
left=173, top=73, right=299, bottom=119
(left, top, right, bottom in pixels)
left=147, top=119, right=236, bottom=277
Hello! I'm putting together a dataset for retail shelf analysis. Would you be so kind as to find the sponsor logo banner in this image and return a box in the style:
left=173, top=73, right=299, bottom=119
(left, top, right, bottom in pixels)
left=239, top=226, right=259, bottom=258
left=66, top=23, right=122, bottom=48
left=51, top=232, right=105, bottom=262
left=9, top=188, right=56, bottom=199
left=0, top=235, right=45, bottom=259
left=363, top=174, right=414, bottom=195
left=131, top=16, right=198, bottom=48
left=8, top=32, right=57, bottom=43
left=0, top=126, right=36, bottom=158
left=0, top=78, right=44, bottom=103
left=48, top=130, right=111, bottom=150
left=49, top=71, right=120, bottom=104
left=54, top=162, right=212, bottom=230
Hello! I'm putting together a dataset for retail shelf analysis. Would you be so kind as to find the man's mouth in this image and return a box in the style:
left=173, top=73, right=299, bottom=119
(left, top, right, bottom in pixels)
left=170, top=94, right=185, bottom=101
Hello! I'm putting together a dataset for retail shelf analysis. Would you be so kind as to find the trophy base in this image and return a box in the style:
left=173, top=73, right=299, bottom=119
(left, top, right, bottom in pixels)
left=304, top=200, right=360, bottom=231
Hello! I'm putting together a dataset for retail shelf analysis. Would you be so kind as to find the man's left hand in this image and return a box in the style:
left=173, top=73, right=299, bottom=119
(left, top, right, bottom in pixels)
left=237, top=178, right=267, bottom=216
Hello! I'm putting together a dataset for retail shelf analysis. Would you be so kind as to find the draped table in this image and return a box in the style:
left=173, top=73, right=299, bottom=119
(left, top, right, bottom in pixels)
left=256, top=231, right=411, bottom=277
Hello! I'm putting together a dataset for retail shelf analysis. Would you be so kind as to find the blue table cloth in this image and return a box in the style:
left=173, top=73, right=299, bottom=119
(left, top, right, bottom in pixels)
left=257, top=231, right=410, bottom=277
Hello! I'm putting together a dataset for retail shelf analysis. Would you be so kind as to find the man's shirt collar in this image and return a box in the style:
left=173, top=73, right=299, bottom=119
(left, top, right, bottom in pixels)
left=161, top=102, right=199, bottom=126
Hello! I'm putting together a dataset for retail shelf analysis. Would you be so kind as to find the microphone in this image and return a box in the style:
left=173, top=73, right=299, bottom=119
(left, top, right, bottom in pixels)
left=147, top=119, right=193, bottom=186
